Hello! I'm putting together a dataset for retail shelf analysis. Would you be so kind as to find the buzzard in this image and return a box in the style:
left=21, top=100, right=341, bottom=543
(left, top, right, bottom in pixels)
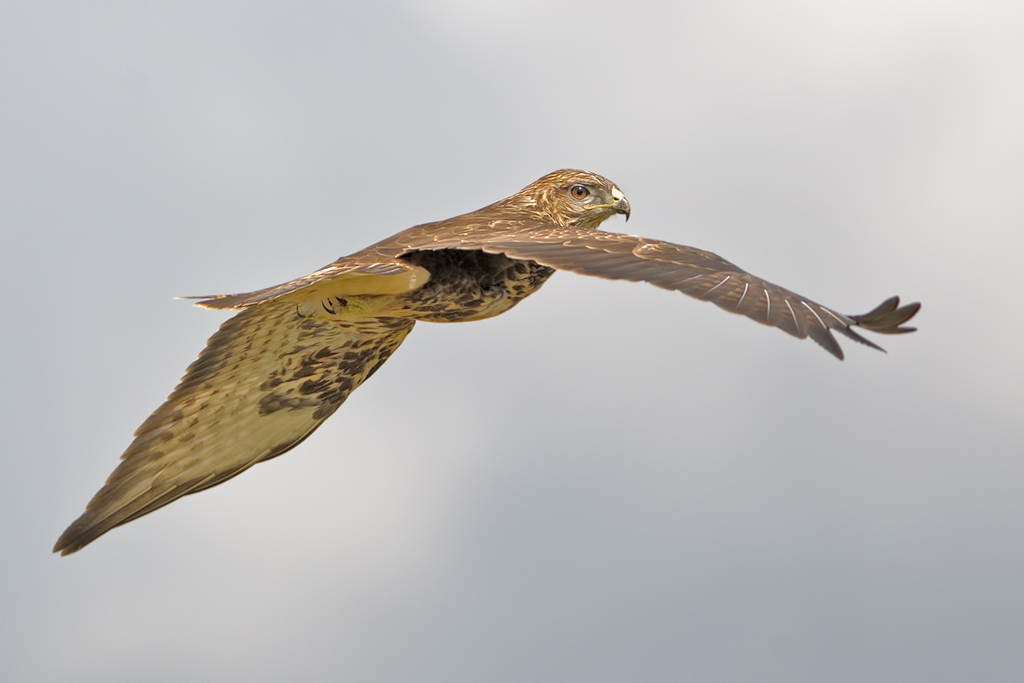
left=54, top=169, right=919, bottom=555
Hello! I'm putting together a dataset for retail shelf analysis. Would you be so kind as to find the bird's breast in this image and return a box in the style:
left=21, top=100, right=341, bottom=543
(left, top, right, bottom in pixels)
left=395, top=249, right=555, bottom=323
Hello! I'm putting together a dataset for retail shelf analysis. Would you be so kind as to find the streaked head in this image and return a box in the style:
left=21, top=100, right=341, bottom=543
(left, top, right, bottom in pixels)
left=497, top=169, right=630, bottom=229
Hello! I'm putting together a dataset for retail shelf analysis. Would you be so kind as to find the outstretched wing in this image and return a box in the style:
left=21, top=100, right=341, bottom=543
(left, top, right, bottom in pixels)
left=394, top=223, right=919, bottom=360
left=54, top=301, right=414, bottom=555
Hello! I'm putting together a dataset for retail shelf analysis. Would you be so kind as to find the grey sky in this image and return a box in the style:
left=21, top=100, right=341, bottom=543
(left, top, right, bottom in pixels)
left=2, top=1, right=1022, bottom=681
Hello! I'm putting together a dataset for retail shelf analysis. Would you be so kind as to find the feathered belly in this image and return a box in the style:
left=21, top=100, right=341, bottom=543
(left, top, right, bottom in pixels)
left=395, top=249, right=555, bottom=323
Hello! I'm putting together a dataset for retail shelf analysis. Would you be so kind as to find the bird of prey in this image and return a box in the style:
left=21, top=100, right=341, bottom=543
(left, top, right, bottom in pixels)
left=54, top=169, right=919, bottom=555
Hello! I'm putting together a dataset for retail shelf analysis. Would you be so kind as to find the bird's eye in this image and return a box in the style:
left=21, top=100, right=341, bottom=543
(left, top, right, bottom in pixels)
left=570, top=185, right=590, bottom=199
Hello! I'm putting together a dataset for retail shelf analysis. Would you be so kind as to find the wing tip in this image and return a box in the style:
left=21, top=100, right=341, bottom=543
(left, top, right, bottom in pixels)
left=52, top=516, right=98, bottom=556
left=176, top=294, right=252, bottom=310
left=849, top=296, right=921, bottom=334
left=816, top=295, right=919, bottom=361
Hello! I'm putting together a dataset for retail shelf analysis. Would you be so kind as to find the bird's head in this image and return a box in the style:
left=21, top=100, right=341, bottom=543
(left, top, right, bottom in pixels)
left=503, top=169, right=631, bottom=229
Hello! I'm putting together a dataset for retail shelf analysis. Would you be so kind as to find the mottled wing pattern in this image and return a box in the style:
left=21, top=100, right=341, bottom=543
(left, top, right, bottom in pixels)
left=54, top=300, right=414, bottom=555
left=390, top=222, right=919, bottom=359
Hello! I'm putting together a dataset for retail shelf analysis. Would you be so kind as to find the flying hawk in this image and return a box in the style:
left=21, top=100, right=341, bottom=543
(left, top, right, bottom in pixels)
left=54, top=169, right=919, bottom=555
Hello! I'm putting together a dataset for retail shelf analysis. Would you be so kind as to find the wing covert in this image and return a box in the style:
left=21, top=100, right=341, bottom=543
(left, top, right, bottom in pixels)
left=184, top=260, right=429, bottom=310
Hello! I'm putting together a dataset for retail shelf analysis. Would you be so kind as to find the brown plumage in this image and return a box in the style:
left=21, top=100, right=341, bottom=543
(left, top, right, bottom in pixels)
left=54, top=169, right=919, bottom=555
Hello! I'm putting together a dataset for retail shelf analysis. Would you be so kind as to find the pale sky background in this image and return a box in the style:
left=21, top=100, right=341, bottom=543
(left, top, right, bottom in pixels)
left=2, top=2, right=1023, bottom=681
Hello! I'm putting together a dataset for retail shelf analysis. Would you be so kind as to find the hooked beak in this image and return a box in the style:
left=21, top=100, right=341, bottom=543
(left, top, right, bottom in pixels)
left=611, top=187, right=630, bottom=221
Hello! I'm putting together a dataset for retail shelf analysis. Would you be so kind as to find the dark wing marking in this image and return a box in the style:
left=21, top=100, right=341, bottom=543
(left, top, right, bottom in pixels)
left=54, top=301, right=414, bottom=555
left=394, top=223, right=919, bottom=360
